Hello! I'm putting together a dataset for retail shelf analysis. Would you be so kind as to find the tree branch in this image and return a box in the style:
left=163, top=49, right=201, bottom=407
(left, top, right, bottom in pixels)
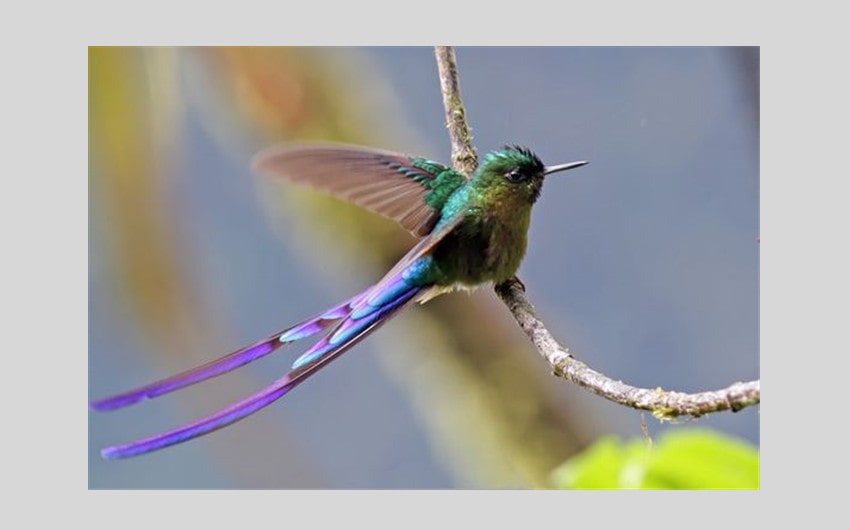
left=495, top=279, right=760, bottom=418
left=433, top=47, right=760, bottom=419
left=434, top=46, right=478, bottom=177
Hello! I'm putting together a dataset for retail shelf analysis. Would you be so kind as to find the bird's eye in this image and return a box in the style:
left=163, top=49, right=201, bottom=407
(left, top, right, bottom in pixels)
left=506, top=169, right=527, bottom=183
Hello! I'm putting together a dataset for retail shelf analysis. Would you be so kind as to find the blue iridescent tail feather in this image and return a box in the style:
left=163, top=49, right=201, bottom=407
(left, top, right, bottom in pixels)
left=90, top=293, right=366, bottom=412
left=94, top=274, right=426, bottom=459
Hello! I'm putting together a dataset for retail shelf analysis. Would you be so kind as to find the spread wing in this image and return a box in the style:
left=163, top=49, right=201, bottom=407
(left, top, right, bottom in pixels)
left=252, top=143, right=467, bottom=237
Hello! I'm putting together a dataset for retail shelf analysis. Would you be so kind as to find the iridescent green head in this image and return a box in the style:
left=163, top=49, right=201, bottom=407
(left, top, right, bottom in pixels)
left=473, top=146, right=588, bottom=205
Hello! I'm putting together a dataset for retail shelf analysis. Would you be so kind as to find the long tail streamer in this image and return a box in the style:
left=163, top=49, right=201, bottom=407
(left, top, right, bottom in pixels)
left=94, top=279, right=423, bottom=459
left=90, top=293, right=366, bottom=412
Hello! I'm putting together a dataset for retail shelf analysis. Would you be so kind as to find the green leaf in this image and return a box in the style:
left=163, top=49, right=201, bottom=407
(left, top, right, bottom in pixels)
left=641, top=429, right=760, bottom=489
left=551, top=428, right=759, bottom=490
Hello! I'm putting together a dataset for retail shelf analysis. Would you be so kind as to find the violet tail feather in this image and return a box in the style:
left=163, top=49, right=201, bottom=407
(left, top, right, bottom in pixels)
left=90, top=293, right=365, bottom=412
left=99, top=284, right=424, bottom=459
left=101, top=372, right=301, bottom=459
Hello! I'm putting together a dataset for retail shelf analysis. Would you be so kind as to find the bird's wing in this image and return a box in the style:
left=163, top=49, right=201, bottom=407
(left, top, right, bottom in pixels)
left=252, top=143, right=468, bottom=237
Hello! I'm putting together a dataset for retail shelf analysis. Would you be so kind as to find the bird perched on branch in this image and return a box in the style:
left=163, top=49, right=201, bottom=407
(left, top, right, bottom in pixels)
left=91, top=143, right=588, bottom=459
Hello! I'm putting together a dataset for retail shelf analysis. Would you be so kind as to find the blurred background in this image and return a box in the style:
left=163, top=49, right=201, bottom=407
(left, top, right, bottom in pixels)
left=89, top=46, right=759, bottom=489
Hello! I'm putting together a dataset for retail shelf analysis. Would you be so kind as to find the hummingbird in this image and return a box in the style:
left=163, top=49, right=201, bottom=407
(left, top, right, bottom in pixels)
left=91, top=143, right=588, bottom=459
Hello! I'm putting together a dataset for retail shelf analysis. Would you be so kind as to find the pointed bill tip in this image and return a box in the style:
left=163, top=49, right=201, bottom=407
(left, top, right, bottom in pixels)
left=544, top=160, right=589, bottom=175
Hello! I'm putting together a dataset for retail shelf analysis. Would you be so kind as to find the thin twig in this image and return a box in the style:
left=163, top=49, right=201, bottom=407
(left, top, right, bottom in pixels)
left=433, top=47, right=760, bottom=418
left=495, top=279, right=760, bottom=418
left=434, top=46, right=478, bottom=177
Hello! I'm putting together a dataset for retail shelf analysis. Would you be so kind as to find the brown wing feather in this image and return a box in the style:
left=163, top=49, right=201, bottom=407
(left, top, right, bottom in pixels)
left=252, top=143, right=447, bottom=237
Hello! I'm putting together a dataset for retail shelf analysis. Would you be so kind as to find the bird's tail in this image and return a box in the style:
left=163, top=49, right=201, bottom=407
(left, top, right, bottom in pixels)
left=93, top=273, right=425, bottom=459
left=90, top=292, right=367, bottom=412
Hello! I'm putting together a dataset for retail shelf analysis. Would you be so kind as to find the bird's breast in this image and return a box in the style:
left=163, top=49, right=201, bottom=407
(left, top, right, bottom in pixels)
left=429, top=209, right=531, bottom=286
